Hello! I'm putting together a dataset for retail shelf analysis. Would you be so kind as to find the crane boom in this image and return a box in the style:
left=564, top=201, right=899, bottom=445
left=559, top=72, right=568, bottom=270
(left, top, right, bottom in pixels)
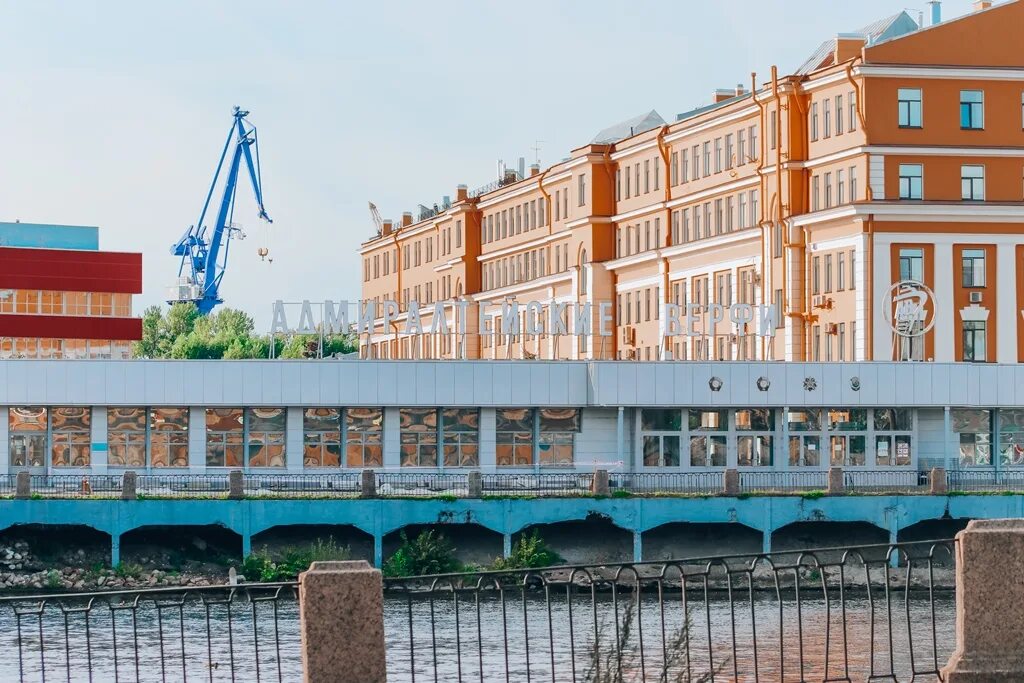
left=169, top=106, right=272, bottom=314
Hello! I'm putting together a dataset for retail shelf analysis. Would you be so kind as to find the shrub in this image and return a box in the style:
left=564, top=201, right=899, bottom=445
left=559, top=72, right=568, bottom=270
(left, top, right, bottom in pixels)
left=114, top=563, right=142, bottom=579
left=382, top=530, right=461, bottom=577
left=242, top=537, right=352, bottom=582
left=491, top=531, right=563, bottom=571
left=45, top=569, right=63, bottom=590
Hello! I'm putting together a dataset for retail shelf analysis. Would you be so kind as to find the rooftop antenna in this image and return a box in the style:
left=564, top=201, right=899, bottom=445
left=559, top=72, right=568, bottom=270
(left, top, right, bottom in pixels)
left=531, top=140, right=545, bottom=165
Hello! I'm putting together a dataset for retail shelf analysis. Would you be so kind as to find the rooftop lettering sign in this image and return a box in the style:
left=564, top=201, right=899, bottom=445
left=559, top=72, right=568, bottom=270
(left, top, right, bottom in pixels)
left=270, top=300, right=778, bottom=338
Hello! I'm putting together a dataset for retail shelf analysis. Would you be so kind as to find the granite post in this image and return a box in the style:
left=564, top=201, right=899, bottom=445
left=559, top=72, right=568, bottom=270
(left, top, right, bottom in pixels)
left=930, top=467, right=948, bottom=495
left=467, top=470, right=483, bottom=498
left=942, top=519, right=1024, bottom=681
left=121, top=470, right=137, bottom=500
left=591, top=469, right=610, bottom=496
left=723, top=468, right=739, bottom=496
left=360, top=469, right=377, bottom=498
left=14, top=471, right=30, bottom=500
left=827, top=466, right=844, bottom=495
left=299, top=560, right=386, bottom=683
left=227, top=470, right=244, bottom=500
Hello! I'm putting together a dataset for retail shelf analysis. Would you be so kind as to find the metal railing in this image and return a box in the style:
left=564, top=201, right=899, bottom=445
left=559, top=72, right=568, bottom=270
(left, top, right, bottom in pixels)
left=482, top=473, right=595, bottom=497
left=611, top=471, right=723, bottom=495
left=136, top=474, right=231, bottom=497
left=947, top=468, right=1024, bottom=492
left=0, top=582, right=301, bottom=682
left=28, top=474, right=123, bottom=497
left=845, top=469, right=926, bottom=492
left=382, top=539, right=956, bottom=682
left=739, top=470, right=829, bottom=493
left=377, top=472, right=471, bottom=498
left=246, top=473, right=361, bottom=498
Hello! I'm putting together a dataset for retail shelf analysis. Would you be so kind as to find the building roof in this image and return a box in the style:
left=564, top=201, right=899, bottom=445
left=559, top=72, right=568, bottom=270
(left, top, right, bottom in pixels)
left=0, top=222, right=99, bottom=251
left=590, top=110, right=666, bottom=145
left=795, top=11, right=921, bottom=75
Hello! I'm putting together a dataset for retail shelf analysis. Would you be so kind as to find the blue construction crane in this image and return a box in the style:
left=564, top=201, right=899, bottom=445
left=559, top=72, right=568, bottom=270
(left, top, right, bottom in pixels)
left=169, top=106, right=272, bottom=314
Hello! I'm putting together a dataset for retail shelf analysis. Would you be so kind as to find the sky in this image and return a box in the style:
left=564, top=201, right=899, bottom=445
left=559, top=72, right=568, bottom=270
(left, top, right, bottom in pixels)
left=0, top=0, right=978, bottom=331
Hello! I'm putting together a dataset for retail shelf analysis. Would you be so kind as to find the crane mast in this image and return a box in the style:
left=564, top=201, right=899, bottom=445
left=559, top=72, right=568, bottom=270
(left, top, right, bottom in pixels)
left=169, top=106, right=272, bottom=315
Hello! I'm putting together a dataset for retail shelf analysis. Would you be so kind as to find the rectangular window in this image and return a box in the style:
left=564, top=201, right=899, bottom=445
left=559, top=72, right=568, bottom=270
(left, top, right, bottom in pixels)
left=689, top=409, right=727, bottom=467
left=849, top=166, right=857, bottom=201
left=303, top=408, right=341, bottom=467
left=736, top=409, right=774, bottom=467
left=954, top=409, right=991, bottom=467
left=837, top=169, right=845, bottom=205
left=725, top=196, right=734, bottom=232
left=898, top=88, right=923, bottom=128
left=206, top=409, right=243, bottom=467
left=812, top=176, right=821, bottom=211
left=962, top=248, right=987, bottom=287
left=962, top=165, right=985, bottom=201
left=899, top=248, right=924, bottom=282
left=838, top=323, right=846, bottom=361
left=247, top=408, right=286, bottom=467
left=714, top=137, right=723, bottom=173
left=836, top=94, right=844, bottom=135
left=49, top=407, right=91, bottom=467
left=738, top=193, right=747, bottom=229
left=682, top=148, right=690, bottom=182
left=682, top=208, right=691, bottom=243
left=346, top=408, right=383, bottom=467
left=813, top=256, right=821, bottom=294
left=616, top=170, right=621, bottom=200
left=399, top=407, right=437, bottom=467
left=899, top=164, right=923, bottom=200
left=749, top=125, right=758, bottom=160
left=149, top=407, right=189, bottom=468
left=670, top=151, right=678, bottom=185
left=825, top=254, right=833, bottom=293
left=107, top=408, right=147, bottom=467
left=578, top=173, right=586, bottom=206
left=960, top=90, right=984, bottom=129
left=496, top=408, right=533, bottom=466
left=769, top=111, right=777, bottom=150
left=824, top=172, right=833, bottom=208
left=737, top=129, right=746, bottom=164
left=823, top=98, right=831, bottom=138
left=702, top=142, right=711, bottom=177
left=750, top=191, right=758, bottom=227
left=692, top=145, right=700, bottom=180
left=9, top=407, right=47, bottom=467
left=848, top=91, right=857, bottom=131
left=837, top=252, right=846, bottom=291
left=725, top=134, right=734, bottom=169
left=811, top=102, right=819, bottom=140
left=715, top=199, right=724, bottom=234
left=643, top=160, right=650, bottom=193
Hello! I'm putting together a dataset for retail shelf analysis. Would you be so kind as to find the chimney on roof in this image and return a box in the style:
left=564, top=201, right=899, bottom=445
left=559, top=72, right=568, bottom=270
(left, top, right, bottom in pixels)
left=927, top=0, right=942, bottom=25
left=834, top=33, right=867, bottom=63
left=382, top=219, right=393, bottom=236
left=973, top=0, right=992, bottom=10
left=529, top=164, right=540, bottom=177
left=401, top=212, right=413, bottom=227
left=713, top=89, right=735, bottom=103
left=735, top=84, right=746, bottom=97
left=456, top=184, right=468, bottom=201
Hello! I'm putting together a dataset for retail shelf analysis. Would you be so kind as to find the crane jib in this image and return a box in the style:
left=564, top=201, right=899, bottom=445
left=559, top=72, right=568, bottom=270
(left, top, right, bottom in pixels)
left=168, top=107, right=273, bottom=315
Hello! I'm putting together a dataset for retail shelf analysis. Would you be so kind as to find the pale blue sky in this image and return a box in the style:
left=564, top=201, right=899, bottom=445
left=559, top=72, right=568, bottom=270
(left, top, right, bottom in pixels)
left=0, top=0, right=977, bottom=329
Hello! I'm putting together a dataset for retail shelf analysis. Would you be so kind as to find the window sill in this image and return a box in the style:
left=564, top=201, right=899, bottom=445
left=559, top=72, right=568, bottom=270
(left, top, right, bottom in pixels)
left=898, top=125, right=924, bottom=130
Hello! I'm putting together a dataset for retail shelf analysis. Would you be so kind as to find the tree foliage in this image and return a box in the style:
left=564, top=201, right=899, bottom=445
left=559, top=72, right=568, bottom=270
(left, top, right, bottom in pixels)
left=133, top=303, right=358, bottom=360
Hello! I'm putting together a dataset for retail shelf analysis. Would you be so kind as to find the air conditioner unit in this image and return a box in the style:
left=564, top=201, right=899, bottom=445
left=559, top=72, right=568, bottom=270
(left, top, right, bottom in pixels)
left=826, top=323, right=838, bottom=335
left=969, top=291, right=983, bottom=304
left=812, top=295, right=826, bottom=308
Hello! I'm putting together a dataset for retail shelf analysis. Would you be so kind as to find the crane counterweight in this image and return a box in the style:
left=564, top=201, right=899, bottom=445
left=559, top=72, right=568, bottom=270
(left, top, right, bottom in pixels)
left=168, top=106, right=272, bottom=314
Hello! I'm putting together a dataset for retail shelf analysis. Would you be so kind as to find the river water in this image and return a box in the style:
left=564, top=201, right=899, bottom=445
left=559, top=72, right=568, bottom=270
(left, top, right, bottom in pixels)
left=0, top=589, right=955, bottom=682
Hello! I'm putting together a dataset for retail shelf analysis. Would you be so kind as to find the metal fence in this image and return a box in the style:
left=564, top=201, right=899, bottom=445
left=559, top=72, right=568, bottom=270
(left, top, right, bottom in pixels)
left=0, top=583, right=301, bottom=682
left=845, top=469, right=926, bottom=492
left=377, top=473, right=471, bottom=498
left=29, top=474, right=123, bottom=498
left=610, top=472, right=723, bottom=495
left=482, top=473, right=595, bottom=497
left=246, top=473, right=361, bottom=498
left=382, top=539, right=956, bottom=682
left=947, top=468, right=1024, bottom=492
left=136, top=474, right=231, bottom=498
left=739, top=470, right=829, bottom=493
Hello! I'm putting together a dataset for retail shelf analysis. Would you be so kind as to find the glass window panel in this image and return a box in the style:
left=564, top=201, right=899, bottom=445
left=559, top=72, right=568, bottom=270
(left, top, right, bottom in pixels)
left=107, top=408, right=146, bottom=467
left=52, top=407, right=90, bottom=431
left=787, top=409, right=821, bottom=432
left=497, top=408, right=532, bottom=432
left=789, top=435, right=820, bottom=466
left=10, top=407, right=47, bottom=431
left=689, top=409, right=727, bottom=431
left=206, top=408, right=242, bottom=467
left=951, top=409, right=991, bottom=433
left=876, top=435, right=911, bottom=466
left=827, top=409, right=867, bottom=431
left=738, top=435, right=772, bottom=467
left=736, top=409, right=774, bottom=431
left=10, top=434, right=46, bottom=467
left=875, top=409, right=913, bottom=431
left=539, top=408, right=581, bottom=432
left=641, top=409, right=682, bottom=432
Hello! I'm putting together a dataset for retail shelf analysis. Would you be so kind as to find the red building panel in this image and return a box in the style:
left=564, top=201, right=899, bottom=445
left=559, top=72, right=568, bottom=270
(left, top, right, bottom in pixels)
left=0, top=315, right=142, bottom=341
left=0, top=247, right=142, bottom=294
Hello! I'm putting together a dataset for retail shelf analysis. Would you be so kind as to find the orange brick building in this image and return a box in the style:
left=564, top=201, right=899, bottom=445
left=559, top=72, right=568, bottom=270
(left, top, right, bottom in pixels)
left=361, top=0, right=1024, bottom=364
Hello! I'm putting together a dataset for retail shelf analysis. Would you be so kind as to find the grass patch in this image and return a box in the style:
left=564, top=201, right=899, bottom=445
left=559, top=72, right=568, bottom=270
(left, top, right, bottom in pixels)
left=382, top=529, right=462, bottom=577
left=242, top=536, right=352, bottom=582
